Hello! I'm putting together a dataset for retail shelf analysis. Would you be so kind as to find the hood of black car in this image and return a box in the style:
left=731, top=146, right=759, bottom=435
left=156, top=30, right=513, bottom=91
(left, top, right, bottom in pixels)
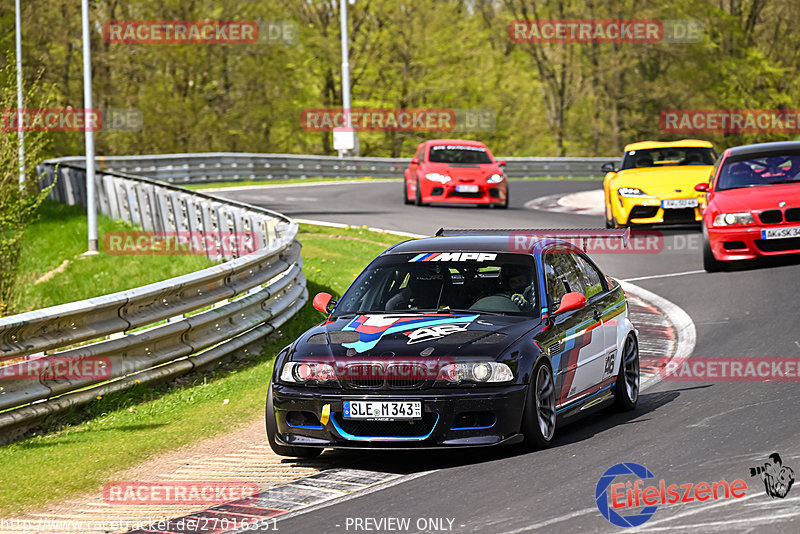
left=290, top=312, right=538, bottom=360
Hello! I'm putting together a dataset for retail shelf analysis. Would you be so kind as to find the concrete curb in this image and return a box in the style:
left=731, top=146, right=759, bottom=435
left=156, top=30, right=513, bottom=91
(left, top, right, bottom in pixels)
left=525, top=190, right=605, bottom=216
left=621, top=281, right=696, bottom=392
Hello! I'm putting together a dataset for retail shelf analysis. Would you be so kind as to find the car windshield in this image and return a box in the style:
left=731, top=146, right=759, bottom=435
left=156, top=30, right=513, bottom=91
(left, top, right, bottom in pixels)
left=428, top=145, right=493, bottom=164
left=620, top=147, right=716, bottom=170
left=334, top=253, right=538, bottom=316
left=717, top=153, right=800, bottom=190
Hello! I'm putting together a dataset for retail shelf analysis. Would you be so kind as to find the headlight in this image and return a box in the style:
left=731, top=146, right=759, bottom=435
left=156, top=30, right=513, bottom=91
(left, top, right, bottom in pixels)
left=425, top=173, right=451, bottom=183
left=617, top=187, right=653, bottom=198
left=437, top=362, right=514, bottom=383
left=487, top=173, right=504, bottom=183
left=280, top=362, right=338, bottom=384
left=713, top=212, right=755, bottom=227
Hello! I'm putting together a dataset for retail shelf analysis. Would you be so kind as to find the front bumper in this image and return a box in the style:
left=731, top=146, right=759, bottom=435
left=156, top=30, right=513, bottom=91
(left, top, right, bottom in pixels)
left=707, top=224, right=800, bottom=261
left=271, top=384, right=527, bottom=449
left=422, top=181, right=507, bottom=205
left=617, top=197, right=702, bottom=225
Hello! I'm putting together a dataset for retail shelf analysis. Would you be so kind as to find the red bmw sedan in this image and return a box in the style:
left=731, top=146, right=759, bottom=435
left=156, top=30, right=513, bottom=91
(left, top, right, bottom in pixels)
left=698, top=141, right=800, bottom=271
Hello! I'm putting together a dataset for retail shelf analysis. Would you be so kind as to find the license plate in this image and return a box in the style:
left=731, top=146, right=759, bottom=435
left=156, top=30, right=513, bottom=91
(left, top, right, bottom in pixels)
left=761, top=226, right=800, bottom=239
left=343, top=400, right=422, bottom=420
left=456, top=185, right=479, bottom=193
left=661, top=198, right=698, bottom=209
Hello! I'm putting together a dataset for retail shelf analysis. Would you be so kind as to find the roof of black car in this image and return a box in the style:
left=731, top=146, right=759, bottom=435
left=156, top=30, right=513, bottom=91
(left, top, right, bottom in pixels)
left=384, top=235, right=540, bottom=255
left=728, top=141, right=800, bottom=157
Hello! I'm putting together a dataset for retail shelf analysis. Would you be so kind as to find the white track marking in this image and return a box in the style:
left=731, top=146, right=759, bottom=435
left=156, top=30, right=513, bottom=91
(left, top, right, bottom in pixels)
left=621, top=281, right=697, bottom=391
left=293, top=218, right=427, bottom=238
left=272, top=470, right=437, bottom=525
left=622, top=270, right=706, bottom=282
left=498, top=507, right=597, bottom=532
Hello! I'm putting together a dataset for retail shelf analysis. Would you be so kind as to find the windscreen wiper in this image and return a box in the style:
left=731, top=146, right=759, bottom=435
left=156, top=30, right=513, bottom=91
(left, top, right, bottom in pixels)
left=434, top=307, right=506, bottom=316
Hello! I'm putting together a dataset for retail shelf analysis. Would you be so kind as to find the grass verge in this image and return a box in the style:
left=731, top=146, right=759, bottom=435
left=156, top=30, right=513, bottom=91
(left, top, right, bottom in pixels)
left=11, top=200, right=215, bottom=313
left=0, top=223, right=403, bottom=516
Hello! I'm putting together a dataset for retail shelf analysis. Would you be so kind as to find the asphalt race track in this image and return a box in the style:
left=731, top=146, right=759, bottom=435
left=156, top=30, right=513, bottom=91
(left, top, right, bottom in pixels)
left=215, top=180, right=800, bottom=533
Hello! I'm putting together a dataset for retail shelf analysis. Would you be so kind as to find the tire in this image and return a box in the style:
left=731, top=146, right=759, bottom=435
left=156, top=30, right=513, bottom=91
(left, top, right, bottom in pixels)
left=414, top=179, right=424, bottom=206
left=498, top=186, right=509, bottom=209
left=702, top=225, right=725, bottom=272
left=266, top=383, right=323, bottom=458
left=521, top=359, right=557, bottom=449
left=605, top=193, right=615, bottom=228
left=614, top=335, right=640, bottom=411
left=403, top=177, right=413, bottom=205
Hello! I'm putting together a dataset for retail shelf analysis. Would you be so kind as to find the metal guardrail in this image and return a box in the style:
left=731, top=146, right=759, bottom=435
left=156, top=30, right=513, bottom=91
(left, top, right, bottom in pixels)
left=0, top=162, right=307, bottom=438
left=48, top=153, right=618, bottom=183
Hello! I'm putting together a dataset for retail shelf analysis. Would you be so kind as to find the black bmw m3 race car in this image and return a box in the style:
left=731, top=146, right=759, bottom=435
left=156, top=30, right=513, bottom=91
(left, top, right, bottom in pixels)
left=266, top=229, right=640, bottom=457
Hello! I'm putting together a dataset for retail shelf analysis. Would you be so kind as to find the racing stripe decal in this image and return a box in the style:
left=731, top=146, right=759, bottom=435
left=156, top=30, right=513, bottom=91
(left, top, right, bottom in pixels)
left=557, top=376, right=617, bottom=410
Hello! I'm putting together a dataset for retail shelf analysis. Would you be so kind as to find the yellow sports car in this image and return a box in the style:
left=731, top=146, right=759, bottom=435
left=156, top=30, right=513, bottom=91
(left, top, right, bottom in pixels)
left=602, top=140, right=717, bottom=227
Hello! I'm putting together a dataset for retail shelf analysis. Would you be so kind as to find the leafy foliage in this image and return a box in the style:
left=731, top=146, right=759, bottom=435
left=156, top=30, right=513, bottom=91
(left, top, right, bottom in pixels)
left=0, top=0, right=798, bottom=160
left=0, top=59, right=53, bottom=315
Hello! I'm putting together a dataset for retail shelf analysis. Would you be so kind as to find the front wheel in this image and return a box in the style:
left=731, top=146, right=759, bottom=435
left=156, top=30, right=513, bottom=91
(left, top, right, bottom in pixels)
left=414, top=179, right=424, bottom=206
left=497, top=187, right=509, bottom=209
left=702, top=225, right=725, bottom=272
left=614, top=335, right=640, bottom=411
left=521, top=359, right=556, bottom=449
left=266, top=383, right=323, bottom=458
left=403, top=177, right=413, bottom=205
left=605, top=207, right=616, bottom=228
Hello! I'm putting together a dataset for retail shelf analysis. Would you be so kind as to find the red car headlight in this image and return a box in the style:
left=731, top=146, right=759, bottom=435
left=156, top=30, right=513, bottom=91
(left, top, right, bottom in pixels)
left=712, top=213, right=755, bottom=227
left=425, top=173, right=451, bottom=183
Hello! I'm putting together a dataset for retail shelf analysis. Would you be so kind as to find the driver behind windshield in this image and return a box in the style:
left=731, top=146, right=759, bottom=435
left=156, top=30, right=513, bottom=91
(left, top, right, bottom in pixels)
left=385, top=265, right=446, bottom=311
left=471, top=264, right=535, bottom=313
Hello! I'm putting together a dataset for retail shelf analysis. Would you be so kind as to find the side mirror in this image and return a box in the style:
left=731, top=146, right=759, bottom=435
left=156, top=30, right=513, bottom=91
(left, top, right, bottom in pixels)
left=497, top=160, right=506, bottom=167
left=601, top=162, right=617, bottom=173
left=694, top=182, right=709, bottom=192
left=554, top=292, right=587, bottom=314
left=410, top=157, right=420, bottom=165
left=312, top=292, right=336, bottom=314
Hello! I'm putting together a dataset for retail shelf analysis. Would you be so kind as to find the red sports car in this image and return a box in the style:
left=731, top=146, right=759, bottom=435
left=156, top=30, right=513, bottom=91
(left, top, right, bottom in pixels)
left=697, top=141, right=800, bottom=271
left=404, top=140, right=508, bottom=207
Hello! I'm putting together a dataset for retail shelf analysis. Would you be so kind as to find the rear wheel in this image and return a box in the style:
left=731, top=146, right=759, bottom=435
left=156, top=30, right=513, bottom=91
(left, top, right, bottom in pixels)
left=614, top=335, right=639, bottom=411
left=702, top=225, right=725, bottom=272
left=266, top=383, right=323, bottom=458
left=521, top=359, right=556, bottom=449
